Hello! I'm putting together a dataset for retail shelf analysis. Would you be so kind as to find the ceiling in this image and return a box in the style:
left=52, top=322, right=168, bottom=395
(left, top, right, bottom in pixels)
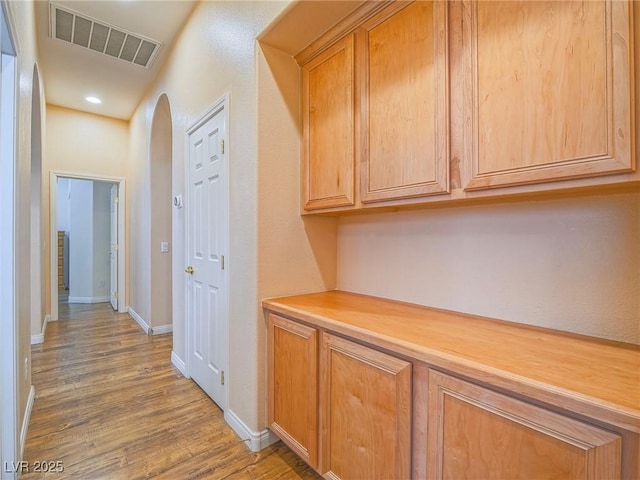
left=35, top=0, right=198, bottom=120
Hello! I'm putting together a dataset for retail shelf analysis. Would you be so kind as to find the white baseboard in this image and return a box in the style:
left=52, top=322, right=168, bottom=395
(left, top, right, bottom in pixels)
left=31, top=314, right=50, bottom=345
left=151, top=324, right=173, bottom=335
left=67, top=296, right=110, bottom=304
left=224, top=409, right=279, bottom=453
left=171, top=351, right=187, bottom=376
left=20, top=386, right=35, bottom=459
left=127, top=306, right=150, bottom=334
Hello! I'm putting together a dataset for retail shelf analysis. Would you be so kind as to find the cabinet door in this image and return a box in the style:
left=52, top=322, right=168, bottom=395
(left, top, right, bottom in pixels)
left=462, top=0, right=635, bottom=191
left=361, top=1, right=449, bottom=203
left=302, top=34, right=356, bottom=211
left=427, top=370, right=622, bottom=480
left=268, top=314, right=318, bottom=468
left=320, top=333, right=411, bottom=479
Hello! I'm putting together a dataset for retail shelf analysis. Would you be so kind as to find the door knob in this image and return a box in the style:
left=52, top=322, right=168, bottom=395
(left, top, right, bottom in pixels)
left=185, top=266, right=194, bottom=274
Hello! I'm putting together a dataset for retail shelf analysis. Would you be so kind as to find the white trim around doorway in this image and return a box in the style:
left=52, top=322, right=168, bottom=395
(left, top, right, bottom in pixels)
left=49, top=171, right=127, bottom=321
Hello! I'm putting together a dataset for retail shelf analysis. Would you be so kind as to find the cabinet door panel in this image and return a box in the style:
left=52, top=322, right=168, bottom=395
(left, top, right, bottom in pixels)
left=302, top=35, right=355, bottom=211
left=321, top=333, right=411, bottom=480
left=463, top=0, right=635, bottom=191
left=428, top=370, right=622, bottom=480
left=361, top=1, right=449, bottom=202
left=268, top=314, right=318, bottom=468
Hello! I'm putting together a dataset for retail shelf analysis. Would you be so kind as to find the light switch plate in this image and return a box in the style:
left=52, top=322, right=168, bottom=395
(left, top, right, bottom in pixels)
left=161, top=241, right=169, bottom=253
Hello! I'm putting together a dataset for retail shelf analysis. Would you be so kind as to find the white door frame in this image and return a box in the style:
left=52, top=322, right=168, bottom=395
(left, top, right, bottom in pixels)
left=50, top=171, right=127, bottom=320
left=184, top=94, right=229, bottom=410
left=109, top=184, right=118, bottom=311
left=0, top=1, right=19, bottom=475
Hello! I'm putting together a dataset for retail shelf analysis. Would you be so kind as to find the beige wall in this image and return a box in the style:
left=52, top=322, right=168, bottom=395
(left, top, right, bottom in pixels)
left=337, top=192, right=640, bottom=344
left=256, top=43, right=338, bottom=427
left=44, top=105, right=129, bottom=175
left=43, top=105, right=129, bottom=320
left=128, top=0, right=338, bottom=436
left=128, top=107, right=151, bottom=325
left=3, top=0, right=43, bottom=457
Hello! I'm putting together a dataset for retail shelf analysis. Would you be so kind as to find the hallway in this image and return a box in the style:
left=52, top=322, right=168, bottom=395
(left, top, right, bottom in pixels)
left=23, top=303, right=320, bottom=479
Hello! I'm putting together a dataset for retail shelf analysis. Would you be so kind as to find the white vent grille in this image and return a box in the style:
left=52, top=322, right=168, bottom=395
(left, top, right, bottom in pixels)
left=49, top=3, right=161, bottom=68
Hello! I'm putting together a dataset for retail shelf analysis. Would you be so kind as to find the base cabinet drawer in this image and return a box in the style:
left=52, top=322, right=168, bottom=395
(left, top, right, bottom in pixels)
left=427, top=370, right=622, bottom=480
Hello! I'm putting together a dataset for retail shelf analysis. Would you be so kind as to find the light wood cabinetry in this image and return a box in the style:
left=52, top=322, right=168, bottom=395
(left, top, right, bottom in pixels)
left=302, top=34, right=356, bottom=211
left=360, top=1, right=449, bottom=203
left=320, top=333, right=411, bottom=479
left=297, top=0, right=638, bottom=214
left=264, top=291, right=640, bottom=480
left=267, top=314, right=319, bottom=468
left=267, top=312, right=412, bottom=479
left=462, top=0, right=635, bottom=191
left=427, top=370, right=622, bottom=479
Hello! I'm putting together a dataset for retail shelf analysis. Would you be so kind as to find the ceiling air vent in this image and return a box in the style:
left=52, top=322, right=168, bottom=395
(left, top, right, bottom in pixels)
left=49, top=2, right=161, bottom=68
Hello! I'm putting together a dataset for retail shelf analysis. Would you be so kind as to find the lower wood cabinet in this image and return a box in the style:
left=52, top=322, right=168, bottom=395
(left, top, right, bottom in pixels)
left=320, top=333, right=412, bottom=479
left=264, top=292, right=638, bottom=480
left=427, top=370, right=622, bottom=480
left=267, top=314, right=319, bottom=468
left=267, top=314, right=412, bottom=479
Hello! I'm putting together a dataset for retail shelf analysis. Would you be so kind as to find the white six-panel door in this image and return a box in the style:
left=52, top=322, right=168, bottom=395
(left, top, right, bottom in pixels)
left=186, top=101, right=227, bottom=409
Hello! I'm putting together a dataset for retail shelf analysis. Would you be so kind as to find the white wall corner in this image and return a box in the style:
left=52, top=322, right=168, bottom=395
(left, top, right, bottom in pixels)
left=150, top=324, right=173, bottom=335
left=20, top=386, right=36, bottom=459
left=127, top=306, right=151, bottom=335
left=31, top=314, right=50, bottom=345
left=171, top=351, right=187, bottom=377
left=224, top=409, right=279, bottom=453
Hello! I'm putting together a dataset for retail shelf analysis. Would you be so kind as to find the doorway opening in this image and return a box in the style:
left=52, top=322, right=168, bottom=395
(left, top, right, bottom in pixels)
left=55, top=178, right=118, bottom=308
left=50, top=172, right=126, bottom=321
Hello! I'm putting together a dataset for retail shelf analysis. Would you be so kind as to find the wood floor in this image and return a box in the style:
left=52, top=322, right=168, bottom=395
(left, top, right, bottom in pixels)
left=24, top=300, right=321, bottom=479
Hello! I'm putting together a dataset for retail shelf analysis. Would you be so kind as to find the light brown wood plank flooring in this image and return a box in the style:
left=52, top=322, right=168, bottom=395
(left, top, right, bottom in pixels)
left=24, top=301, right=320, bottom=479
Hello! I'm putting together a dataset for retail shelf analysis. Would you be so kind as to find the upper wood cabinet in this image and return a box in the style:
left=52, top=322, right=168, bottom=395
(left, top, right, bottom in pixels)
left=360, top=1, right=449, bottom=203
left=296, top=0, right=637, bottom=214
left=462, top=0, right=635, bottom=191
left=302, top=34, right=356, bottom=211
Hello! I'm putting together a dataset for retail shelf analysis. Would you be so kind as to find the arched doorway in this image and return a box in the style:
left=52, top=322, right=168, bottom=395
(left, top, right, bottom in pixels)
left=149, top=94, right=173, bottom=332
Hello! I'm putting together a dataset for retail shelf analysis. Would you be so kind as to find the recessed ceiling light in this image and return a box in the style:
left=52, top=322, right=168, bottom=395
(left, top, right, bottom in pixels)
left=85, top=96, right=102, bottom=104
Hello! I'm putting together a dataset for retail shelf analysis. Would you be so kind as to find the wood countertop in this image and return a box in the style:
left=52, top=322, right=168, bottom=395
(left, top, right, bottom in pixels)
left=263, top=290, right=640, bottom=433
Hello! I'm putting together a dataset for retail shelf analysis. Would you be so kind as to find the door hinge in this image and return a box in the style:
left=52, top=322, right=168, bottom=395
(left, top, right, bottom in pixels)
left=221, top=370, right=225, bottom=385
left=114, top=196, right=119, bottom=204
left=220, top=139, right=225, bottom=155
left=114, top=244, right=118, bottom=251
left=114, top=291, right=118, bottom=299
left=221, top=255, right=225, bottom=270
